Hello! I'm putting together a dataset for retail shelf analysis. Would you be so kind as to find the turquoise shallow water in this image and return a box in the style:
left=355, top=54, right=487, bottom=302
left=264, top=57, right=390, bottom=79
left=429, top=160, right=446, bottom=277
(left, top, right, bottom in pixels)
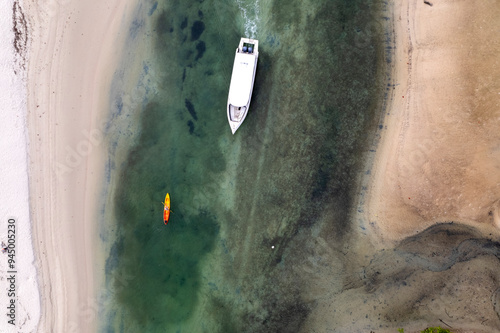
left=100, top=0, right=388, bottom=331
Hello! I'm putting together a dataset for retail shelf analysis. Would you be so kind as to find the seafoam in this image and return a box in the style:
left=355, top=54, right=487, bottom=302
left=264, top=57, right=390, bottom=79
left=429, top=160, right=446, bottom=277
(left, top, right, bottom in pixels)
left=235, top=0, right=260, bottom=38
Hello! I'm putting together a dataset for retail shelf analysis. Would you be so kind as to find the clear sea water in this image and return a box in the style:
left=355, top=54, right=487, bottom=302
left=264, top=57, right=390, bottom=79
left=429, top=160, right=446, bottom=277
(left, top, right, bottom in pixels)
left=100, top=0, right=390, bottom=331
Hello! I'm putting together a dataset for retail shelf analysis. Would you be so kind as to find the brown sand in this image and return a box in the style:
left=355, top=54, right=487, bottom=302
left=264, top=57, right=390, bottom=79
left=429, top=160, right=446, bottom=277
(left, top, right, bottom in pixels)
left=365, top=0, right=500, bottom=244
left=296, top=1, right=500, bottom=331
left=25, top=1, right=135, bottom=331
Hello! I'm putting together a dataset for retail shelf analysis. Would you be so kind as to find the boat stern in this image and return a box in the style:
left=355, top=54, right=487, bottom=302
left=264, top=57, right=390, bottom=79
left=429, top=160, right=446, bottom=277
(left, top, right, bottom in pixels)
left=238, top=38, right=259, bottom=55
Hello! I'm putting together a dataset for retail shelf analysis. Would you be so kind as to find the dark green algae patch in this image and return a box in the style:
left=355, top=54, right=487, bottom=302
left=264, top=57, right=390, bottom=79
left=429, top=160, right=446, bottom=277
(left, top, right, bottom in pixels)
left=110, top=200, right=219, bottom=325
left=103, top=0, right=388, bottom=331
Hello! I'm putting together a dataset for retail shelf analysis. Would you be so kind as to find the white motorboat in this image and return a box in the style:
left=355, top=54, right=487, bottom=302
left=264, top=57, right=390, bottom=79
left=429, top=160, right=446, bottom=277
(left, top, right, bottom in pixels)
left=227, top=38, right=259, bottom=134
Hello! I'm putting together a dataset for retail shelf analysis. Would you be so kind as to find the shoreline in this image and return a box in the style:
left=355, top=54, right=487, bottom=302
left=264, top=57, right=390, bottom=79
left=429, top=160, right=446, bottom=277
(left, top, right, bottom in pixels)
left=96, top=3, right=158, bottom=329
left=361, top=0, right=500, bottom=245
left=25, top=0, right=136, bottom=331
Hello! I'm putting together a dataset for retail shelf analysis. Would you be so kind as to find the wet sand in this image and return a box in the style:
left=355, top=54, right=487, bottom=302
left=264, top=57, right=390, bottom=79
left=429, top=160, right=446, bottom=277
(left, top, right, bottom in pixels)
left=365, top=0, right=500, bottom=244
left=340, top=0, right=500, bottom=331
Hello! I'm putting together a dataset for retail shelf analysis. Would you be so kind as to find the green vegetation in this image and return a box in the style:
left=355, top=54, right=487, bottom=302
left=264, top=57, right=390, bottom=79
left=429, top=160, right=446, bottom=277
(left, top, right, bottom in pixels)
left=421, top=327, right=451, bottom=333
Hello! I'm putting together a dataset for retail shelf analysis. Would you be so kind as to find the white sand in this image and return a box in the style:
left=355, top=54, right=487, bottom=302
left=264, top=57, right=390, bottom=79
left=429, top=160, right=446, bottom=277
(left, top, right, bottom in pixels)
left=20, top=0, right=136, bottom=331
left=0, top=1, right=40, bottom=332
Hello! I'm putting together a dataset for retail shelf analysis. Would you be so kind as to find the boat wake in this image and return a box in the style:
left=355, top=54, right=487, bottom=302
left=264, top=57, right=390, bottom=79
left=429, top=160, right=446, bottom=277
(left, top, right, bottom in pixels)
left=235, top=0, right=260, bottom=38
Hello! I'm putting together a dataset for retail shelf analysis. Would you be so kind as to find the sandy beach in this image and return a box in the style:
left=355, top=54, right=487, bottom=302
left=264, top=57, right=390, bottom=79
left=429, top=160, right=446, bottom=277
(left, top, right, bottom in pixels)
left=0, top=1, right=39, bottom=332
left=364, top=0, right=500, bottom=244
left=24, top=0, right=135, bottom=331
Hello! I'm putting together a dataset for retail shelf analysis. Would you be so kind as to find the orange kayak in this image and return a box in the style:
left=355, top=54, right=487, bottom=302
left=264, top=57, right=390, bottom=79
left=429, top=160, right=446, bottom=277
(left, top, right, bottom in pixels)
left=163, top=193, right=170, bottom=224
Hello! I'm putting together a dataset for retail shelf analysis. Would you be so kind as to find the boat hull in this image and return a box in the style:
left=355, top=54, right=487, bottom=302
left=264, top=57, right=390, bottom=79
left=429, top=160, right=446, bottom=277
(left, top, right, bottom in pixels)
left=227, top=38, right=259, bottom=134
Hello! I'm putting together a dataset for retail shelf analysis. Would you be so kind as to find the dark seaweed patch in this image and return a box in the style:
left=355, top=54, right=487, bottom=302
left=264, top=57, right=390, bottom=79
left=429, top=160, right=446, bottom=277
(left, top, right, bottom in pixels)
left=156, top=11, right=172, bottom=34
left=115, top=96, right=123, bottom=115
left=256, top=300, right=310, bottom=333
left=105, top=236, right=124, bottom=273
left=396, top=222, right=500, bottom=271
left=191, top=20, right=205, bottom=41
left=311, top=167, right=330, bottom=200
left=195, top=41, right=206, bottom=61
left=180, top=17, right=188, bottom=30
left=128, top=19, right=144, bottom=39
left=187, top=120, right=194, bottom=134
left=12, top=0, right=28, bottom=70
left=111, top=206, right=220, bottom=326
left=209, top=297, right=238, bottom=332
left=185, top=99, right=198, bottom=120
left=148, top=1, right=158, bottom=16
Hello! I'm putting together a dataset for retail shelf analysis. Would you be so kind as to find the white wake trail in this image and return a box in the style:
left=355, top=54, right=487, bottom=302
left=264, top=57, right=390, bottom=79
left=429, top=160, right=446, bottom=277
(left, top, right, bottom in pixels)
left=235, top=0, right=260, bottom=38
